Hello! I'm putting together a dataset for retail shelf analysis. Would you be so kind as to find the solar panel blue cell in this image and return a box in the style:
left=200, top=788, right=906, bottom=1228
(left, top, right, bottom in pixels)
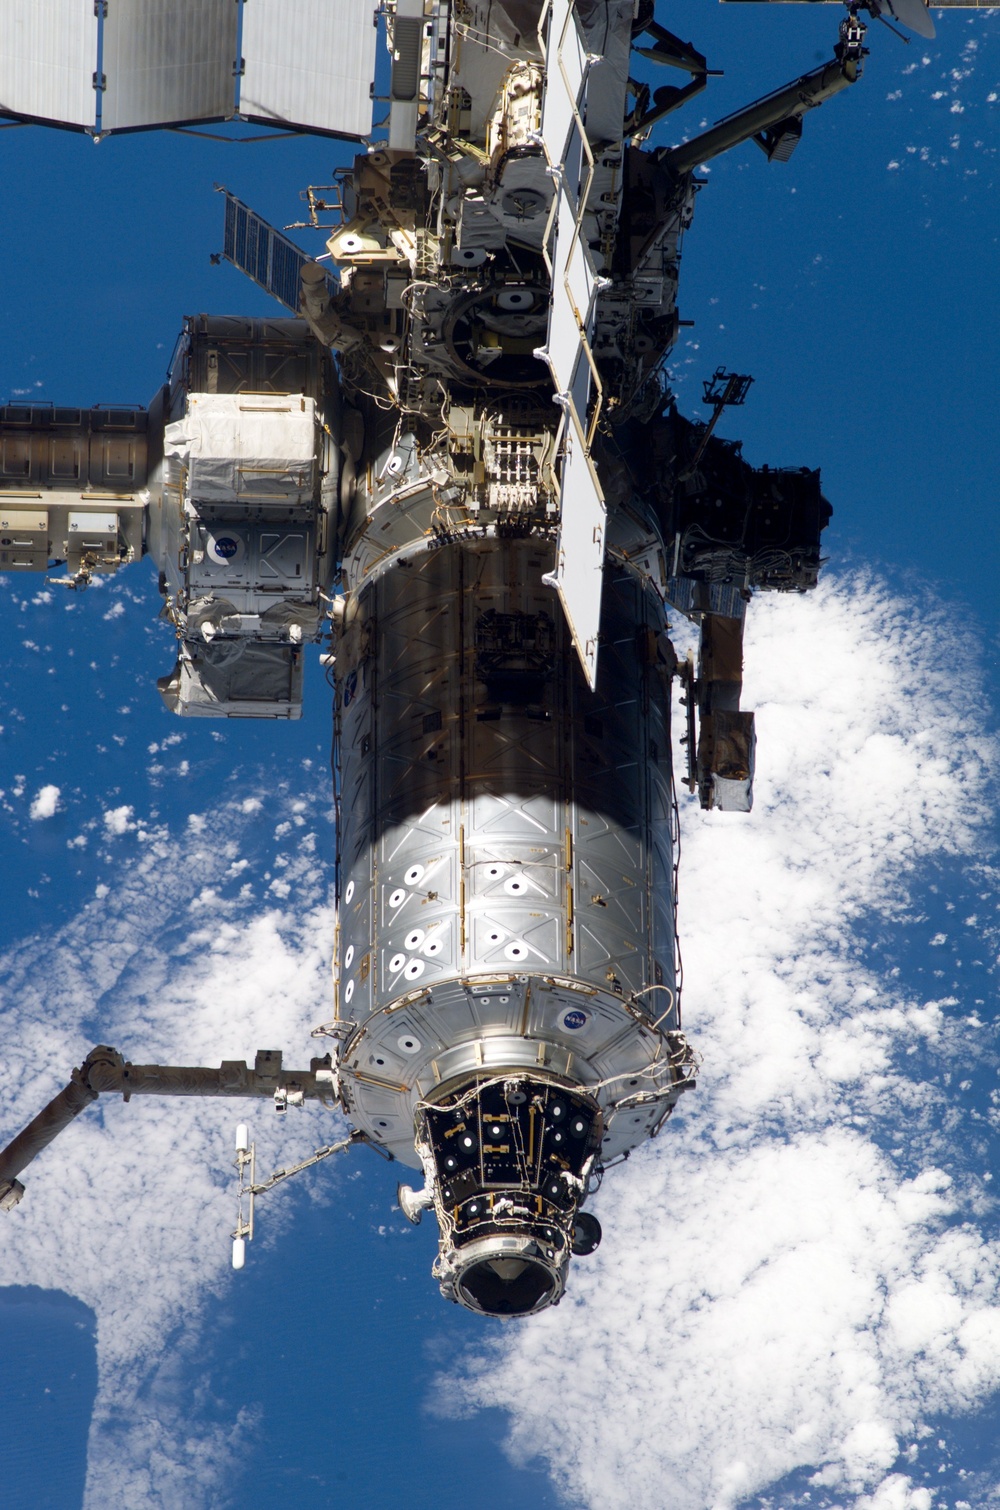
left=220, top=191, right=335, bottom=315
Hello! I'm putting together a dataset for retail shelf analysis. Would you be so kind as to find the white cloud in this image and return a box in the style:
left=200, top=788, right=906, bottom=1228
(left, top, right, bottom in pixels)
left=857, top=1477, right=933, bottom=1510
left=29, top=784, right=60, bottom=820
left=440, top=574, right=1000, bottom=1510
left=103, top=805, right=134, bottom=836
left=0, top=801, right=337, bottom=1509
left=2, top=572, right=998, bottom=1509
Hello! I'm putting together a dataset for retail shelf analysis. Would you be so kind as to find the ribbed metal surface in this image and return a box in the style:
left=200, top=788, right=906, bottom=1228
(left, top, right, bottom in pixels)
left=0, top=405, right=148, bottom=490
left=241, top=0, right=377, bottom=140
left=0, top=0, right=97, bottom=129
left=101, top=0, right=237, bottom=133
left=175, top=315, right=329, bottom=399
left=334, top=537, right=679, bottom=1166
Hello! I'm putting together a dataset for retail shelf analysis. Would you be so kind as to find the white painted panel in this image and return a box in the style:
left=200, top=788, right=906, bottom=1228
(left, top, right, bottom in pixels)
left=0, top=0, right=97, bottom=129
left=545, top=261, right=585, bottom=400
left=241, top=0, right=377, bottom=139
left=541, top=181, right=598, bottom=430
left=102, top=0, right=237, bottom=132
left=561, top=207, right=596, bottom=330
left=537, top=0, right=606, bottom=687
left=539, top=0, right=588, bottom=171
left=561, top=193, right=598, bottom=422
left=543, top=410, right=605, bottom=690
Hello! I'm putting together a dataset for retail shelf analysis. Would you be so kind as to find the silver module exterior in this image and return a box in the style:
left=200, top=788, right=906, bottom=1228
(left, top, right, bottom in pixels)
left=333, top=536, right=685, bottom=1167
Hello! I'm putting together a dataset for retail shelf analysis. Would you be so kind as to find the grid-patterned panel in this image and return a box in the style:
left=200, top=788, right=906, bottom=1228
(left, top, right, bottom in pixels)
left=221, top=192, right=335, bottom=313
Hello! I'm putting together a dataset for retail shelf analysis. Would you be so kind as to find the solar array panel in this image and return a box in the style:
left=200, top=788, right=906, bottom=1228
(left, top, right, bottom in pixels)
left=221, top=192, right=337, bottom=315
left=102, top=0, right=237, bottom=133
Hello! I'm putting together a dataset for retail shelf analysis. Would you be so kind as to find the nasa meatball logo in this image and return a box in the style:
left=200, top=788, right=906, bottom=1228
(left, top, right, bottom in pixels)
left=206, top=533, right=243, bottom=566
left=562, top=1009, right=587, bottom=1031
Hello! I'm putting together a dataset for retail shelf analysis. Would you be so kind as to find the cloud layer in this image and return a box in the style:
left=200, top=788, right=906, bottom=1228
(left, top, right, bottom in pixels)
left=1, top=570, right=997, bottom=1509
left=0, top=789, right=341, bottom=1508
left=442, top=573, right=1000, bottom=1510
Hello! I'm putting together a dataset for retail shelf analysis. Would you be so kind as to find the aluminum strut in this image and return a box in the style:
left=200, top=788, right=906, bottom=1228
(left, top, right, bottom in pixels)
left=659, top=51, right=862, bottom=177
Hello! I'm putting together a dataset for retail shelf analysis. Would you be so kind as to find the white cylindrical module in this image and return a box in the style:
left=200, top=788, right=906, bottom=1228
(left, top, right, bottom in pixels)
left=235, top=1123, right=249, bottom=1154
left=336, top=538, right=676, bottom=1034
left=330, top=526, right=693, bottom=1314
left=232, top=1237, right=246, bottom=1270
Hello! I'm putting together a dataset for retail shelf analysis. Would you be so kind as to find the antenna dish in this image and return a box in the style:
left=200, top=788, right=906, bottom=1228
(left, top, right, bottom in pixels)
left=397, top=1182, right=433, bottom=1225
left=570, top=1210, right=603, bottom=1257
left=880, top=0, right=935, bottom=39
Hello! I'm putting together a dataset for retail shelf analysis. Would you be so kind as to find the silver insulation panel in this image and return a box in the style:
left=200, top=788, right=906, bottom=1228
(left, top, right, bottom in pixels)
left=0, top=0, right=98, bottom=128
left=240, top=0, right=378, bottom=139
left=102, top=0, right=237, bottom=133
left=333, top=538, right=680, bottom=1168
left=0, top=0, right=376, bottom=137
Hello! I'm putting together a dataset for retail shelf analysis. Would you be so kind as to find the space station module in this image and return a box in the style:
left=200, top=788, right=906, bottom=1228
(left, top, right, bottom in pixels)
left=0, top=0, right=861, bottom=1314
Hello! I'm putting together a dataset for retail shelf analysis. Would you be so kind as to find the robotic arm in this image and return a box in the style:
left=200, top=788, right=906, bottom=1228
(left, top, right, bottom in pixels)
left=0, top=1044, right=339, bottom=1211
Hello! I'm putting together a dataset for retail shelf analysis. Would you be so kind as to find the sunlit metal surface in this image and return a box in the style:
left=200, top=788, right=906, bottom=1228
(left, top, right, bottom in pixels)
left=241, top=0, right=378, bottom=139
left=0, top=0, right=97, bottom=129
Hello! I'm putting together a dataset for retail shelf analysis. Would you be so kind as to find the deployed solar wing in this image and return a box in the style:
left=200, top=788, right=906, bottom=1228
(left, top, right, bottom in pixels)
left=102, top=0, right=237, bottom=133
left=220, top=190, right=338, bottom=314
